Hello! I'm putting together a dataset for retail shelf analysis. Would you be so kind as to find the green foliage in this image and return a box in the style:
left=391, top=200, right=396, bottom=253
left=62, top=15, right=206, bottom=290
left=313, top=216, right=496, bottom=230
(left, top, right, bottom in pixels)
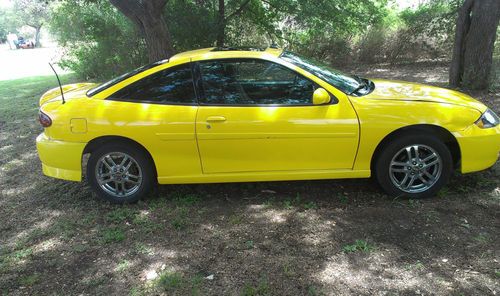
left=0, top=8, right=21, bottom=41
left=47, top=0, right=476, bottom=79
left=49, top=1, right=148, bottom=80
left=49, top=0, right=392, bottom=78
left=14, top=0, right=50, bottom=29
left=165, top=0, right=217, bottom=51
left=277, top=0, right=389, bottom=63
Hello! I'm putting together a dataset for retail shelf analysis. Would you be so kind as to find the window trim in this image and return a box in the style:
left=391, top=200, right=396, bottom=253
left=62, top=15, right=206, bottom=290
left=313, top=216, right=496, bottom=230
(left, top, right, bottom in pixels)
left=194, top=58, right=338, bottom=107
left=105, top=62, right=199, bottom=106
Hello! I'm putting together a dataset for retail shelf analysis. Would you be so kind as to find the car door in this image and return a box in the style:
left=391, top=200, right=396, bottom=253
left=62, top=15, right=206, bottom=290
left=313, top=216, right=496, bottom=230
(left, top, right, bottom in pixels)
left=194, top=58, right=360, bottom=174
left=100, top=62, right=201, bottom=179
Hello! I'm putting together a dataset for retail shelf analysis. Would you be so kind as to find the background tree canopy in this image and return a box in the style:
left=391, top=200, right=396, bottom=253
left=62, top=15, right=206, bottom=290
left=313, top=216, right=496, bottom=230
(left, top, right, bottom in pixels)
left=6, top=0, right=495, bottom=89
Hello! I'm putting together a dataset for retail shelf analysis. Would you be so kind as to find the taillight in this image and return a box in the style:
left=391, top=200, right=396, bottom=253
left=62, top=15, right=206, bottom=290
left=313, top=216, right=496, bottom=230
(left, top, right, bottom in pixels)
left=39, top=111, right=52, bottom=127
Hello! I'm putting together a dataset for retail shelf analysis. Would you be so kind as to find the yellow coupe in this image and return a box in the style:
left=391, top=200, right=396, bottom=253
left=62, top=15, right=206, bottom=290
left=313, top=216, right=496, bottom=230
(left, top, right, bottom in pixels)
left=36, top=47, right=500, bottom=203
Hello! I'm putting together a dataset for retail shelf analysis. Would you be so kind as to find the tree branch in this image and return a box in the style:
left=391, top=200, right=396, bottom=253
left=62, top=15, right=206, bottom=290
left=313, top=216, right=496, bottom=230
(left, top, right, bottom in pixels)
left=226, top=0, right=251, bottom=20
left=109, top=0, right=145, bottom=27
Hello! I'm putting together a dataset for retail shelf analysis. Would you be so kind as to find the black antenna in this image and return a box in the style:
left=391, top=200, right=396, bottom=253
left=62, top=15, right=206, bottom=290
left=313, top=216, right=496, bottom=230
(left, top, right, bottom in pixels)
left=48, top=63, right=65, bottom=104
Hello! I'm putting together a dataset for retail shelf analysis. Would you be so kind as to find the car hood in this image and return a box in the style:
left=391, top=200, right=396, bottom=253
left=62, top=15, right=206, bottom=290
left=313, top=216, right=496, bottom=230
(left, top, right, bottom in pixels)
left=360, top=79, right=487, bottom=113
left=39, top=83, right=98, bottom=106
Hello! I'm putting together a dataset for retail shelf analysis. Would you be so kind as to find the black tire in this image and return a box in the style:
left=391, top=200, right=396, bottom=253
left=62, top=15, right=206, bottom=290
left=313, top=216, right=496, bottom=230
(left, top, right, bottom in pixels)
left=374, top=134, right=453, bottom=198
left=87, top=143, right=155, bottom=204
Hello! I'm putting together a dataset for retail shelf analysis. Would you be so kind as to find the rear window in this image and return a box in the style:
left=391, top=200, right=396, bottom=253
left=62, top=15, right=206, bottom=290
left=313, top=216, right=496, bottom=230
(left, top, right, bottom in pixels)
left=86, top=59, right=169, bottom=97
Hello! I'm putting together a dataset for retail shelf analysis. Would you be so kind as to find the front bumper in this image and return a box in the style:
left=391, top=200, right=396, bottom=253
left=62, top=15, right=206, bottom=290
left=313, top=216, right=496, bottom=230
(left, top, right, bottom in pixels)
left=36, top=133, right=86, bottom=181
left=454, top=124, right=500, bottom=173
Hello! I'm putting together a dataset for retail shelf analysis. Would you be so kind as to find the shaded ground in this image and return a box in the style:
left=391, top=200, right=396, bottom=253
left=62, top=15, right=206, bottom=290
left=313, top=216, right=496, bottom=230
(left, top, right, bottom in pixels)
left=0, top=63, right=499, bottom=295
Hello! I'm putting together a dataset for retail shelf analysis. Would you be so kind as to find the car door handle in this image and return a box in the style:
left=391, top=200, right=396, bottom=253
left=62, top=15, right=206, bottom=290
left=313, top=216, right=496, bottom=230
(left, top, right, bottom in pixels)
left=206, top=116, right=226, bottom=122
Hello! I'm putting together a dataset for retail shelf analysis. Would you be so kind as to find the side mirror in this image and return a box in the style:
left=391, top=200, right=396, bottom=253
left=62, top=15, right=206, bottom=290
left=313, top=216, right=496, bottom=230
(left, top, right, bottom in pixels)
left=312, top=88, right=331, bottom=105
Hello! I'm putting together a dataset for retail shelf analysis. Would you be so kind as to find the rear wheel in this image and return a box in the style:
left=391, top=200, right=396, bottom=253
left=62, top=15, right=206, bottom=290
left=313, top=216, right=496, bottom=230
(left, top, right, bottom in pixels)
left=374, top=134, right=453, bottom=198
left=87, top=144, right=155, bottom=203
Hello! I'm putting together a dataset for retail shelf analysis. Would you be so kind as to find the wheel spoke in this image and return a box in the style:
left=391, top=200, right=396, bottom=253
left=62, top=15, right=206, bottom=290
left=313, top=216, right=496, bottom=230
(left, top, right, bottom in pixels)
left=391, top=161, right=408, bottom=167
left=423, top=159, right=439, bottom=169
left=125, top=178, right=140, bottom=185
left=404, top=175, right=417, bottom=189
left=126, top=172, right=140, bottom=179
left=418, top=175, right=428, bottom=185
left=397, top=173, right=409, bottom=187
left=106, top=155, right=117, bottom=167
left=405, top=147, right=412, bottom=161
left=101, top=158, right=113, bottom=170
left=119, top=155, right=129, bottom=167
left=423, top=170, right=435, bottom=180
left=422, top=152, right=437, bottom=163
left=98, top=176, right=113, bottom=185
left=413, top=145, right=419, bottom=161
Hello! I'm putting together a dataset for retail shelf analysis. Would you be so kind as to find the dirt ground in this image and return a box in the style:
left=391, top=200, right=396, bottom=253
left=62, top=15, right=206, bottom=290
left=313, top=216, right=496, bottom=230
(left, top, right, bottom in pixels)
left=0, top=62, right=499, bottom=295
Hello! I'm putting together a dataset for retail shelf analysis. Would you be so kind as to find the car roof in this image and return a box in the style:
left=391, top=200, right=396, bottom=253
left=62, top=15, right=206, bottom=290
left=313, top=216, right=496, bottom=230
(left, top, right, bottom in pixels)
left=170, top=46, right=283, bottom=62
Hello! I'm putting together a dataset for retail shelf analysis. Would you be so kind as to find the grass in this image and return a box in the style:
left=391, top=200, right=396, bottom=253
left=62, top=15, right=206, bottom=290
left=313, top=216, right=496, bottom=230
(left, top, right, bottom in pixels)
left=245, top=240, right=254, bottom=249
left=106, top=207, right=137, bottom=223
left=303, top=201, right=318, bottom=210
left=171, top=206, right=190, bottom=230
left=101, top=227, right=126, bottom=244
left=18, top=274, right=40, bottom=286
left=134, top=243, right=155, bottom=256
left=404, top=260, right=425, bottom=271
left=0, top=74, right=77, bottom=121
left=282, top=193, right=302, bottom=209
left=115, top=259, right=131, bottom=273
left=342, top=240, right=375, bottom=253
left=229, top=214, right=244, bottom=225
left=241, top=277, right=270, bottom=296
left=472, top=233, right=491, bottom=244
left=13, top=248, right=33, bottom=260
left=132, top=271, right=204, bottom=295
left=157, top=271, right=183, bottom=290
left=172, top=193, right=200, bottom=207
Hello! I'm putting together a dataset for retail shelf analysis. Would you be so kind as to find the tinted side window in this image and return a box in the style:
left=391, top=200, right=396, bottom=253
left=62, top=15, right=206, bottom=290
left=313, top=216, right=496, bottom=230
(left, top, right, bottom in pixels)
left=199, top=59, right=316, bottom=105
left=109, top=64, right=196, bottom=105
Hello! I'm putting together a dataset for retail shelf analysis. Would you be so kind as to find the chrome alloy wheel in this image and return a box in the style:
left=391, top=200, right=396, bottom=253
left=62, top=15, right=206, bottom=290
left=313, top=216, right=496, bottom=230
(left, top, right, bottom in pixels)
left=95, top=152, right=142, bottom=198
left=389, top=144, right=442, bottom=194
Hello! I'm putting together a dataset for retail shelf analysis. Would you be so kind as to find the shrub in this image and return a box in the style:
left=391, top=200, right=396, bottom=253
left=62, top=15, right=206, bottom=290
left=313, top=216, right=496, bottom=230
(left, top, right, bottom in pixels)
left=49, top=1, right=147, bottom=80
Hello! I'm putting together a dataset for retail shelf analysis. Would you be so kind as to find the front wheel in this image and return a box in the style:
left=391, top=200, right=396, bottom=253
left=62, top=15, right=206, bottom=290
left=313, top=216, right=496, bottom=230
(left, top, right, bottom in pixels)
left=374, top=134, right=453, bottom=198
left=87, top=144, right=155, bottom=203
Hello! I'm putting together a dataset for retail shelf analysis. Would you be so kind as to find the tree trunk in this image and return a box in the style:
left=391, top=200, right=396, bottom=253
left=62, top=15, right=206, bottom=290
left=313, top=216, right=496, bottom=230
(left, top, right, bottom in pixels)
left=216, top=0, right=225, bottom=47
left=109, top=0, right=174, bottom=62
left=449, top=0, right=500, bottom=90
left=34, top=26, right=42, bottom=48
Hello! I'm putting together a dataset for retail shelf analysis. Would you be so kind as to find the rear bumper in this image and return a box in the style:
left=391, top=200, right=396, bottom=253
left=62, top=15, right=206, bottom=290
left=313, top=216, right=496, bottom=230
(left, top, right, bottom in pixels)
left=455, top=125, right=500, bottom=173
left=36, top=133, right=86, bottom=181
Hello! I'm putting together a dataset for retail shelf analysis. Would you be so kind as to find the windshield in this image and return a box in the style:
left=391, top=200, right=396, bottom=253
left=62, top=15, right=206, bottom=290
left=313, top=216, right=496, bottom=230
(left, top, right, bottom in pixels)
left=87, top=59, right=169, bottom=97
left=280, top=51, right=361, bottom=94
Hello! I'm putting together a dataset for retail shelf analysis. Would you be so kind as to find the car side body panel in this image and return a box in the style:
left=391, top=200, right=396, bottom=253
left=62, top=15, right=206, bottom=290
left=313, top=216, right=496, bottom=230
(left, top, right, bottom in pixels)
left=36, top=47, right=500, bottom=185
left=348, top=97, right=484, bottom=172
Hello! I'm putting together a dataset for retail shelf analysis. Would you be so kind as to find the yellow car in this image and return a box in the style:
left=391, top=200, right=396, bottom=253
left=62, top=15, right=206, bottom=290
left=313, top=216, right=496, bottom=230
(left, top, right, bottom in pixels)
left=36, top=47, right=500, bottom=203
